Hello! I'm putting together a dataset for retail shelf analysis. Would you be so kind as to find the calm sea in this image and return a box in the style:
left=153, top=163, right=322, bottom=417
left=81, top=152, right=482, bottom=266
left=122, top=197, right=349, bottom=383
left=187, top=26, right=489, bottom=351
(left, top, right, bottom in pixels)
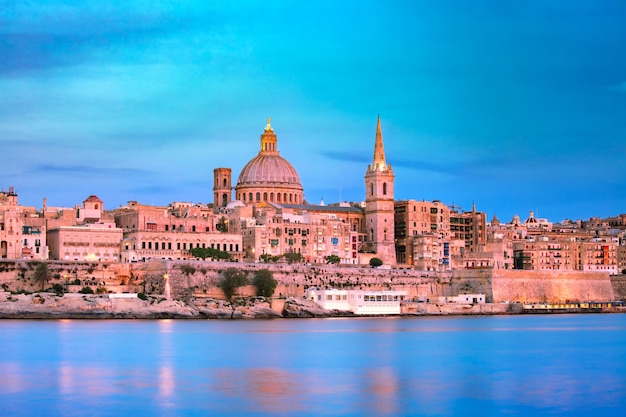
left=0, top=314, right=625, bottom=416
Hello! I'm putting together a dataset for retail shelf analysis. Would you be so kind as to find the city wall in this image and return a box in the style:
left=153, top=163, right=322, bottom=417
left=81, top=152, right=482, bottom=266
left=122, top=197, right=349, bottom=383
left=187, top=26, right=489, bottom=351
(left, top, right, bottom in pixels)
left=0, top=259, right=621, bottom=304
left=490, top=269, right=615, bottom=303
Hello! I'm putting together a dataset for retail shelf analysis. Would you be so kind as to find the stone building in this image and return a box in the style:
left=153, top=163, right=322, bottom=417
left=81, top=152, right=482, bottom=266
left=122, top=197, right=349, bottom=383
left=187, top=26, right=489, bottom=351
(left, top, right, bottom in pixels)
left=47, top=222, right=122, bottom=262
left=512, top=235, right=618, bottom=274
left=113, top=201, right=244, bottom=262
left=46, top=196, right=121, bottom=262
left=0, top=187, right=47, bottom=260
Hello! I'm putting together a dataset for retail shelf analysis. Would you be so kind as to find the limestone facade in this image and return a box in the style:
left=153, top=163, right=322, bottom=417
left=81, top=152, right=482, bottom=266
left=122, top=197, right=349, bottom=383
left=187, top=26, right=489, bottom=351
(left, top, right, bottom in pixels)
left=47, top=223, right=122, bottom=262
left=0, top=188, right=47, bottom=260
left=364, top=116, right=396, bottom=265
left=113, top=201, right=243, bottom=262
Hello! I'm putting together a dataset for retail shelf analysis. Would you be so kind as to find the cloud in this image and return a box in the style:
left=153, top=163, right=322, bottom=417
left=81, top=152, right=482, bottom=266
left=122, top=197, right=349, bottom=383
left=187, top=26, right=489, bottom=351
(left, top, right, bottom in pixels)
left=0, top=4, right=217, bottom=76
left=30, top=164, right=149, bottom=177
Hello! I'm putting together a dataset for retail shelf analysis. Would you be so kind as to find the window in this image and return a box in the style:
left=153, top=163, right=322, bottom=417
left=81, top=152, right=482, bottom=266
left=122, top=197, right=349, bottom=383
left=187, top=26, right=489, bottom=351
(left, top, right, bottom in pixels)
left=256, top=192, right=260, bottom=202
left=370, top=183, right=374, bottom=196
left=383, top=182, right=387, bottom=195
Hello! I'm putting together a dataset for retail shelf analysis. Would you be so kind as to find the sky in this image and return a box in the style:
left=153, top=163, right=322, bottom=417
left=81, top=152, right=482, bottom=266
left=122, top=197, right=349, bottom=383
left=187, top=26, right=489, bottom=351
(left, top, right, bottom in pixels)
left=1, top=0, right=625, bottom=223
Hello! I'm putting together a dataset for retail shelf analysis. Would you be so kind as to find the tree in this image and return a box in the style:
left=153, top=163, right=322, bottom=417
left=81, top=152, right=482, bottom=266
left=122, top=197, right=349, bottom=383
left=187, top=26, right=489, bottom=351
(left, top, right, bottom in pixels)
left=33, top=262, right=50, bottom=291
left=216, top=216, right=229, bottom=233
left=259, top=253, right=273, bottom=263
left=190, top=247, right=231, bottom=261
left=52, top=283, right=64, bottom=297
left=283, top=252, right=303, bottom=264
left=219, top=267, right=248, bottom=301
left=325, top=255, right=341, bottom=265
left=369, top=257, right=383, bottom=268
left=253, top=269, right=277, bottom=297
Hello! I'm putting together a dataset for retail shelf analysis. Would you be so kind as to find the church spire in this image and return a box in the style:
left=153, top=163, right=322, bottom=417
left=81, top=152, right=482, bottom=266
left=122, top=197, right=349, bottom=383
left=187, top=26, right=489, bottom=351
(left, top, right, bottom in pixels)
left=372, top=115, right=387, bottom=171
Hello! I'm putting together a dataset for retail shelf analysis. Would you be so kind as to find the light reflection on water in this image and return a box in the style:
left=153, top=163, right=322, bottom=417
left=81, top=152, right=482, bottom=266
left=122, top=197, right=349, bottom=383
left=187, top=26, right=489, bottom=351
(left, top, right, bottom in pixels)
left=0, top=314, right=625, bottom=416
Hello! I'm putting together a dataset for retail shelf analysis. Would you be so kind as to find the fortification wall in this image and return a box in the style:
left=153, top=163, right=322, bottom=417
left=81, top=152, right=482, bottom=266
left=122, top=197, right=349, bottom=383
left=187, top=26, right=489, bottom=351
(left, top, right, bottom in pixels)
left=449, top=269, right=494, bottom=302
left=149, top=261, right=448, bottom=300
left=610, top=275, right=626, bottom=301
left=490, top=269, right=615, bottom=303
left=1, top=259, right=618, bottom=304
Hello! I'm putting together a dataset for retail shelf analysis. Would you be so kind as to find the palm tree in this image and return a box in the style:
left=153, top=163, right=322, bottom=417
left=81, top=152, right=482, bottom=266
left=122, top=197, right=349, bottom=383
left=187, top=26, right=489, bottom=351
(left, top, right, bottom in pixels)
left=216, top=216, right=228, bottom=232
left=33, top=262, right=50, bottom=291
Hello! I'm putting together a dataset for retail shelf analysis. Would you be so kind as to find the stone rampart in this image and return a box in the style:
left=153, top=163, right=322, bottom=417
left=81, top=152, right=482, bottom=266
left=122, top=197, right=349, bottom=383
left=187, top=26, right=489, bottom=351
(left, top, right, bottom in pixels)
left=491, top=269, right=615, bottom=303
left=0, top=259, right=618, bottom=304
left=157, top=261, right=447, bottom=300
left=610, top=275, right=626, bottom=301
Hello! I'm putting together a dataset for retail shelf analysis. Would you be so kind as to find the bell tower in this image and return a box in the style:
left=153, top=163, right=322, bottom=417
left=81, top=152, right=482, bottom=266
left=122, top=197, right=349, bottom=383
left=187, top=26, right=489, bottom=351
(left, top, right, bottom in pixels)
left=213, top=168, right=232, bottom=208
left=364, top=116, right=396, bottom=265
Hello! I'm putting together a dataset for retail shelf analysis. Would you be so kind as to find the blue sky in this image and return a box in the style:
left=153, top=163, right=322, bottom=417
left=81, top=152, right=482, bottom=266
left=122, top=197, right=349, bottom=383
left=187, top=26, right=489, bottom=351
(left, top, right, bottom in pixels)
left=1, top=0, right=625, bottom=223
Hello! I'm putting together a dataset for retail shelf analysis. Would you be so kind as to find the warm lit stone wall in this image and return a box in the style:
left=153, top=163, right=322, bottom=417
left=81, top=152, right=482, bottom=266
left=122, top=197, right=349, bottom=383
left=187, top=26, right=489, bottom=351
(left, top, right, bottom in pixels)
left=610, top=274, right=626, bottom=301
left=490, top=269, right=615, bottom=303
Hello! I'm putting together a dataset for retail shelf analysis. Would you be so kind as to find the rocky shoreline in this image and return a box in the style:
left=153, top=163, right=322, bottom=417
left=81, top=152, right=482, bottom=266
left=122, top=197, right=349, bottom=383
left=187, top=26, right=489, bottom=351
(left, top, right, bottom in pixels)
left=0, top=292, right=529, bottom=319
left=0, top=293, right=363, bottom=320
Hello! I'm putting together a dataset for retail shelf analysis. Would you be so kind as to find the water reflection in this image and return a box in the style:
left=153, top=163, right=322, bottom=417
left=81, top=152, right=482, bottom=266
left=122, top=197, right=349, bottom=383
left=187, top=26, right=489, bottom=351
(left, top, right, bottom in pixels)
left=0, top=315, right=624, bottom=416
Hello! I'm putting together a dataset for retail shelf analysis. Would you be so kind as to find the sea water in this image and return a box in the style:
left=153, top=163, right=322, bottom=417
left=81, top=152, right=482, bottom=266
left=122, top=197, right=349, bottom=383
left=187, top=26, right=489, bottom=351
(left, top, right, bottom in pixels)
left=1, top=314, right=625, bottom=416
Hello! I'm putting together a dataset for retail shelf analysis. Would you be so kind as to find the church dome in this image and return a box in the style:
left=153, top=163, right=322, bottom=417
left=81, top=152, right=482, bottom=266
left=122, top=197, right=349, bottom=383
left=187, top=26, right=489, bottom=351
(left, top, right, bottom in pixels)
left=238, top=154, right=302, bottom=186
left=235, top=119, right=304, bottom=205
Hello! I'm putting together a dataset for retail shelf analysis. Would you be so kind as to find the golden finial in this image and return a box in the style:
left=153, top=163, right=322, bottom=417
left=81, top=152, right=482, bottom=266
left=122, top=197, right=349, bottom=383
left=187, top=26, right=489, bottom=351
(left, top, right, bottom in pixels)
left=266, top=116, right=272, bottom=130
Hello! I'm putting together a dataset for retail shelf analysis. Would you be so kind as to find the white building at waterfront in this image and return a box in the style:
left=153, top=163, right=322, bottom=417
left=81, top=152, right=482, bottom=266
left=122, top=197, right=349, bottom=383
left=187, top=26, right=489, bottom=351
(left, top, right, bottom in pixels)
left=305, top=287, right=407, bottom=315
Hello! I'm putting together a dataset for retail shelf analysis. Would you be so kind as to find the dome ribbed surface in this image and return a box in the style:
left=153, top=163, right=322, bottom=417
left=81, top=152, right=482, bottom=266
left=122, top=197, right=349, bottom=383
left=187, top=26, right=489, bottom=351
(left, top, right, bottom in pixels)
left=237, top=154, right=302, bottom=187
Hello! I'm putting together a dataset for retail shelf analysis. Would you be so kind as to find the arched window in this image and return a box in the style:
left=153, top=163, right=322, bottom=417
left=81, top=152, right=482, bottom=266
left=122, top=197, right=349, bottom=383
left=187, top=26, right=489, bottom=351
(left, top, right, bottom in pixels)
left=383, top=183, right=387, bottom=195
left=384, top=229, right=387, bottom=241
left=289, top=194, right=293, bottom=203
left=270, top=193, right=274, bottom=202
left=222, top=194, right=227, bottom=206
left=370, top=183, right=374, bottom=196
left=223, top=178, right=227, bottom=187
left=370, top=229, right=374, bottom=241
left=277, top=193, right=281, bottom=202
left=249, top=193, right=253, bottom=202
left=95, top=203, right=99, bottom=209
left=263, top=192, right=268, bottom=201
left=241, top=193, right=245, bottom=202
left=283, top=193, right=287, bottom=202
left=256, top=192, right=261, bottom=202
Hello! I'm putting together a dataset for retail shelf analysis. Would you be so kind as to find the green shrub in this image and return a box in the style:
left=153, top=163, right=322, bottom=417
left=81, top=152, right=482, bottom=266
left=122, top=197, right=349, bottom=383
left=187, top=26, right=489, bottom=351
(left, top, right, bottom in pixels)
left=78, top=286, right=93, bottom=294
left=369, top=257, right=383, bottom=268
left=52, top=283, right=64, bottom=296
left=138, top=292, right=148, bottom=301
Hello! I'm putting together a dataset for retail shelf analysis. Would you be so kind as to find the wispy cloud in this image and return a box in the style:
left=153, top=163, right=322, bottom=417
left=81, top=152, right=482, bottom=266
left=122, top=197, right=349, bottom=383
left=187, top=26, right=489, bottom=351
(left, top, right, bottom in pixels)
left=0, top=4, right=218, bottom=76
left=30, top=164, right=149, bottom=177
